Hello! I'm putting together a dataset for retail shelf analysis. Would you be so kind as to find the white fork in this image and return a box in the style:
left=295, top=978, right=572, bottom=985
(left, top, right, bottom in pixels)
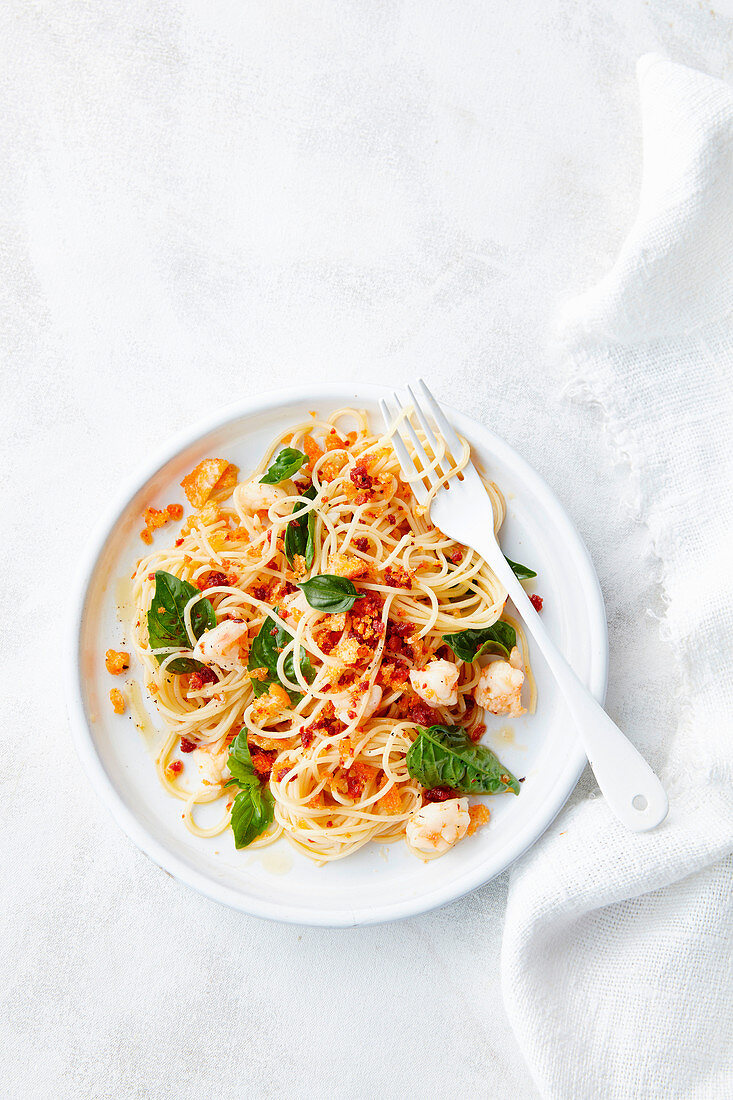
left=381, top=380, right=668, bottom=833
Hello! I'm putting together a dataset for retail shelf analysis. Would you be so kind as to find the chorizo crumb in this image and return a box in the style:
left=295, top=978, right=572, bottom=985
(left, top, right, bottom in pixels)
left=194, top=570, right=228, bottom=590
left=530, top=593, right=543, bottom=612
left=165, top=760, right=183, bottom=778
left=300, top=726, right=315, bottom=749
left=384, top=565, right=412, bottom=590
left=251, top=748, right=278, bottom=780
left=345, top=762, right=379, bottom=800
left=350, top=463, right=373, bottom=491
left=423, top=786, right=459, bottom=803
left=188, top=667, right=219, bottom=691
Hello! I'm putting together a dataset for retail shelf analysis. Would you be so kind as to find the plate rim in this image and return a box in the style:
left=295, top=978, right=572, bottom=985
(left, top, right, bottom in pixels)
left=66, top=381, right=607, bottom=926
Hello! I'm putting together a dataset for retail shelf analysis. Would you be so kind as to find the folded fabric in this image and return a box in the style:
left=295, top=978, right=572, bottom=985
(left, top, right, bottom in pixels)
left=502, top=55, right=733, bottom=1100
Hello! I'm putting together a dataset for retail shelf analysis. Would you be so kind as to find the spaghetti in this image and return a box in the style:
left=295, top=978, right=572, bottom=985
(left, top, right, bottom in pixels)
left=124, top=407, right=535, bottom=863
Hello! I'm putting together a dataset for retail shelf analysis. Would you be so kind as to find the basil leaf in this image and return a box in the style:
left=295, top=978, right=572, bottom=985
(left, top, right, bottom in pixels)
left=230, top=785, right=274, bottom=848
left=284, top=485, right=317, bottom=570
left=226, top=730, right=274, bottom=848
left=260, top=447, right=307, bottom=485
left=298, top=574, right=365, bottom=614
left=226, top=729, right=261, bottom=788
left=505, top=556, right=537, bottom=580
left=406, top=724, right=520, bottom=795
left=247, top=612, right=315, bottom=701
left=443, top=621, right=517, bottom=662
left=147, top=570, right=217, bottom=673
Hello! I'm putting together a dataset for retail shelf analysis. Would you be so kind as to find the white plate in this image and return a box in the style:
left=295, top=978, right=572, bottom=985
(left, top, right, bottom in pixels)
left=67, top=383, right=607, bottom=926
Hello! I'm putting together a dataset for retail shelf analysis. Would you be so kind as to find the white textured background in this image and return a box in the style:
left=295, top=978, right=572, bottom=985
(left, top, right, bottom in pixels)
left=2, top=3, right=730, bottom=1098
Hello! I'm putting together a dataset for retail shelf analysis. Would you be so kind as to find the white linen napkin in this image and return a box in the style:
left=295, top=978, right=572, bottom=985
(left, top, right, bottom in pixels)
left=502, top=55, right=733, bottom=1100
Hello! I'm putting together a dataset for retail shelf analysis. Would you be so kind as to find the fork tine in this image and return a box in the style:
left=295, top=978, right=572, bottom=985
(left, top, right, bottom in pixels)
left=416, top=378, right=464, bottom=456
left=379, top=398, right=428, bottom=505
left=393, top=393, right=438, bottom=487
left=407, top=384, right=450, bottom=481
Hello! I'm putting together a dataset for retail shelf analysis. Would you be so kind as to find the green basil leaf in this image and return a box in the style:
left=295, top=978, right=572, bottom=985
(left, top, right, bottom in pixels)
left=226, top=729, right=275, bottom=848
left=284, top=485, right=317, bottom=570
left=147, top=570, right=217, bottom=673
left=226, top=729, right=261, bottom=788
left=247, top=612, right=315, bottom=702
left=298, top=574, right=365, bottom=614
left=260, top=447, right=307, bottom=485
left=443, top=621, right=517, bottom=662
left=406, top=724, right=520, bottom=795
left=230, top=785, right=274, bottom=848
left=505, top=556, right=537, bottom=580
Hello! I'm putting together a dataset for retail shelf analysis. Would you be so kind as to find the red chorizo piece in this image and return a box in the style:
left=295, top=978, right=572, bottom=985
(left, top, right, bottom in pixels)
left=349, top=463, right=373, bottom=492
left=251, top=748, right=278, bottom=780
left=384, top=565, right=412, bottom=590
left=195, top=570, right=228, bottom=590
left=188, top=667, right=219, bottom=690
left=409, top=699, right=442, bottom=727
left=422, top=786, right=459, bottom=803
left=345, top=762, right=379, bottom=800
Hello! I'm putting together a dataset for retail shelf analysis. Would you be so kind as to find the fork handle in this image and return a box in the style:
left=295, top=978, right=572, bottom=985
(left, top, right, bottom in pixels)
left=476, top=534, right=668, bottom=832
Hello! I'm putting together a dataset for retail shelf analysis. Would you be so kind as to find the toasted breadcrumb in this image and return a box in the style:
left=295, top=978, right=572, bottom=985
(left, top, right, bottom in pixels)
left=140, top=502, right=184, bottom=542
left=251, top=683, right=291, bottom=725
left=109, top=688, right=126, bottom=714
left=303, top=434, right=324, bottom=468
left=327, top=552, right=370, bottom=580
left=105, top=649, right=130, bottom=675
left=330, top=635, right=362, bottom=667
left=467, top=804, right=491, bottom=836
left=320, top=453, right=347, bottom=481
left=181, top=458, right=238, bottom=508
left=324, top=429, right=346, bottom=451
left=378, top=783, right=402, bottom=815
